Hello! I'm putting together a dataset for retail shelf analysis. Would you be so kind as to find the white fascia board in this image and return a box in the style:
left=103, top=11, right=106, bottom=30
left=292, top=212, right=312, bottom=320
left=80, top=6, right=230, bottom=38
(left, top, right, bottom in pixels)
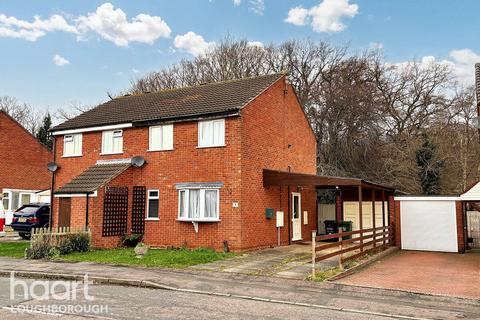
left=394, top=196, right=460, bottom=201
left=51, top=123, right=132, bottom=136
left=54, top=191, right=98, bottom=198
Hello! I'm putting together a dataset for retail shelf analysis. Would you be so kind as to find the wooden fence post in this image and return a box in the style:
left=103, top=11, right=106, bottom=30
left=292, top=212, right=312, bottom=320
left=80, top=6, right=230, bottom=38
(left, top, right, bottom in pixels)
left=312, top=231, right=317, bottom=278
left=338, top=229, right=343, bottom=270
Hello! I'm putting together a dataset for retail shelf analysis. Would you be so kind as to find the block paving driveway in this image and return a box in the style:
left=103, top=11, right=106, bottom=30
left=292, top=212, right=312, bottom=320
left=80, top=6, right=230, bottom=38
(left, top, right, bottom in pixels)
left=335, top=250, right=480, bottom=299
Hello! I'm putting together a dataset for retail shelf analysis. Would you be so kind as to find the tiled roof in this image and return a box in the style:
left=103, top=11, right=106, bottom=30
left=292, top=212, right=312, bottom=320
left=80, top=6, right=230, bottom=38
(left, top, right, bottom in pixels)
left=55, top=162, right=131, bottom=194
left=52, top=73, right=284, bottom=131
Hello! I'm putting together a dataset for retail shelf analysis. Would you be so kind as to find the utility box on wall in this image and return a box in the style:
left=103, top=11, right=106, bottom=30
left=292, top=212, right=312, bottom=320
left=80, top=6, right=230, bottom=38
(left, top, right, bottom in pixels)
left=276, top=211, right=284, bottom=227
left=265, top=208, right=274, bottom=219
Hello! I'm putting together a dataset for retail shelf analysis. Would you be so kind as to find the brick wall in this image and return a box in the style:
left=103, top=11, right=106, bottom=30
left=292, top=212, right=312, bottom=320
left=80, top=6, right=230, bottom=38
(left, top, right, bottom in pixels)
left=0, top=112, right=51, bottom=191
left=391, top=197, right=401, bottom=247
left=240, top=77, right=318, bottom=248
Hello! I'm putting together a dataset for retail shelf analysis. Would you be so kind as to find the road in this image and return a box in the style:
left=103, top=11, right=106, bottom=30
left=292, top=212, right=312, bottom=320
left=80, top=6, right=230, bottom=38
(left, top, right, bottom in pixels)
left=0, top=276, right=414, bottom=320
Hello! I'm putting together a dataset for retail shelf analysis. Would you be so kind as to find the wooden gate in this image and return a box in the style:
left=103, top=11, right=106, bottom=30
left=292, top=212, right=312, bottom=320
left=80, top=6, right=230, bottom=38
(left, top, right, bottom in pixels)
left=58, top=198, right=71, bottom=228
left=131, top=186, right=146, bottom=234
left=102, top=187, right=128, bottom=237
left=467, top=211, right=480, bottom=248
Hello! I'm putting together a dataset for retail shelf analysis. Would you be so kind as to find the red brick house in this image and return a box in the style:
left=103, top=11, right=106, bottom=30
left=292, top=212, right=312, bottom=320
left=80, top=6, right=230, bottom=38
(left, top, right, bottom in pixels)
left=49, top=74, right=319, bottom=250
left=0, top=111, right=52, bottom=224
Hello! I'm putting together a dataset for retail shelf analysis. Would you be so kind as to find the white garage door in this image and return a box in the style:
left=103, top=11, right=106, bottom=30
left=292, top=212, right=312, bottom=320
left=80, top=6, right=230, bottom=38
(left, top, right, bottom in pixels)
left=400, top=200, right=458, bottom=252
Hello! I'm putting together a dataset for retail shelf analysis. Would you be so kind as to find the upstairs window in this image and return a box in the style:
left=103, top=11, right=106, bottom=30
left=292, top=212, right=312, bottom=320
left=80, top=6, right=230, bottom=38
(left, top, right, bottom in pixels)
left=102, top=130, right=123, bottom=154
left=198, top=119, right=225, bottom=148
left=149, top=124, right=173, bottom=151
left=63, top=134, right=82, bottom=157
left=147, top=190, right=159, bottom=220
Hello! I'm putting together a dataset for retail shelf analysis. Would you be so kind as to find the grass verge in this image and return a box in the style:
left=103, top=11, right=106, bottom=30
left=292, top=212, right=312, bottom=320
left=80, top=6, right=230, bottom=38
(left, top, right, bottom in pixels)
left=57, top=247, right=235, bottom=269
left=0, top=242, right=29, bottom=258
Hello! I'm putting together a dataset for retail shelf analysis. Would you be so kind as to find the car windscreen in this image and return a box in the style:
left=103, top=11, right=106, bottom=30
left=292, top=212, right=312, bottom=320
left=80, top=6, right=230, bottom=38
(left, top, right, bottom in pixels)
left=15, top=206, right=40, bottom=214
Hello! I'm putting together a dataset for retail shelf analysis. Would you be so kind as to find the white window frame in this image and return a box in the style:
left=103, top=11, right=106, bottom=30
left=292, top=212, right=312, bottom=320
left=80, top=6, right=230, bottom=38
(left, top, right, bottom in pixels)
left=2, top=191, right=11, bottom=211
left=101, top=129, right=123, bottom=155
left=62, top=133, right=82, bottom=157
left=19, top=192, right=34, bottom=207
left=146, top=190, right=160, bottom=220
left=177, top=188, right=220, bottom=222
left=148, top=124, right=174, bottom=151
left=197, top=119, right=225, bottom=148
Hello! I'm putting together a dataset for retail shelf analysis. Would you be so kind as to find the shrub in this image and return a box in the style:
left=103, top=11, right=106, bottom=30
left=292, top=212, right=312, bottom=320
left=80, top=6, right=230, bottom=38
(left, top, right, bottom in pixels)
left=122, top=233, right=143, bottom=247
left=26, top=230, right=91, bottom=260
left=69, top=233, right=90, bottom=252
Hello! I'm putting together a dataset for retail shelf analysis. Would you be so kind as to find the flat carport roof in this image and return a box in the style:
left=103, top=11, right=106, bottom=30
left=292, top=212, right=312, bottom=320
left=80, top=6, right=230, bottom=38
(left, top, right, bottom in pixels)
left=263, top=169, right=394, bottom=192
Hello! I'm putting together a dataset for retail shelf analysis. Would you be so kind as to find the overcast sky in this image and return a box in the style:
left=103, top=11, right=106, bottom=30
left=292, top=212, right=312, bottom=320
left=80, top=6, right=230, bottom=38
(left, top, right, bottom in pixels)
left=0, top=0, right=479, bottom=114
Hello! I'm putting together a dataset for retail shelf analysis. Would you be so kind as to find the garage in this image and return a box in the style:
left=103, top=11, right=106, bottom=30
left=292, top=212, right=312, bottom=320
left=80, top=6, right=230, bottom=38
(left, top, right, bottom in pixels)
left=396, top=197, right=459, bottom=253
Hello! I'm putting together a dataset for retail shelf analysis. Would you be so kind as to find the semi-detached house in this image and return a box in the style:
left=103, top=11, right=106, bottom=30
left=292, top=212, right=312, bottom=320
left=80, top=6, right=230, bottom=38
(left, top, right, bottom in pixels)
left=49, top=74, right=318, bottom=250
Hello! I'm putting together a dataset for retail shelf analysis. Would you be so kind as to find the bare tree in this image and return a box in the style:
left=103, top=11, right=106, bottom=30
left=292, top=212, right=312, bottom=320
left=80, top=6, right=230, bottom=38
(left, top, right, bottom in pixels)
left=0, top=96, right=40, bottom=134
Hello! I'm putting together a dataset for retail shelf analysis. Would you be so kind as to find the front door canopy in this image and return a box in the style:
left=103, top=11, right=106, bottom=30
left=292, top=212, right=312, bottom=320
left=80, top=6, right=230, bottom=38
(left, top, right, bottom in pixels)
left=262, top=169, right=394, bottom=192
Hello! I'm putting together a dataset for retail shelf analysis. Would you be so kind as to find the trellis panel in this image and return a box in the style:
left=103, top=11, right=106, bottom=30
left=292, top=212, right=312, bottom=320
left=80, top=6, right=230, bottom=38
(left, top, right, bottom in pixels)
left=102, top=186, right=128, bottom=237
left=131, top=186, right=146, bottom=234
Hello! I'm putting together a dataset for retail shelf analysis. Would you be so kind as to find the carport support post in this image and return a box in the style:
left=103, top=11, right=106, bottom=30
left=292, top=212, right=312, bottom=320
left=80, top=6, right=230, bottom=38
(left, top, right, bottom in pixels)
left=311, top=231, right=316, bottom=278
left=382, top=191, right=386, bottom=246
left=372, top=189, right=376, bottom=249
left=358, top=185, right=363, bottom=252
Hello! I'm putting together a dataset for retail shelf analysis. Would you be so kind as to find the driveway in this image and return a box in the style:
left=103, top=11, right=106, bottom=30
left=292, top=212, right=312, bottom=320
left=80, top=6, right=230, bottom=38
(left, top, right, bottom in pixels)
left=335, top=250, right=480, bottom=299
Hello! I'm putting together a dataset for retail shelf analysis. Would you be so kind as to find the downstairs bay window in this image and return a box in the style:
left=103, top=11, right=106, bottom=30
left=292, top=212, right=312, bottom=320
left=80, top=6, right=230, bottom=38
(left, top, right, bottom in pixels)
left=177, top=184, right=221, bottom=221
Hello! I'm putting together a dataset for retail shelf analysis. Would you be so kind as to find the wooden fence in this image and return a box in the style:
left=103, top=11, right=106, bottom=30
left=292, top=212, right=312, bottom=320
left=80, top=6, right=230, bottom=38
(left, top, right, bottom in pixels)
left=31, top=227, right=91, bottom=247
left=311, top=226, right=394, bottom=277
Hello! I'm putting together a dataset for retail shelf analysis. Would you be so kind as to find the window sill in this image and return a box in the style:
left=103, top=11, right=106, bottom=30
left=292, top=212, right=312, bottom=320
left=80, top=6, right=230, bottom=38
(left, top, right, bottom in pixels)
left=100, top=152, right=123, bottom=156
left=145, top=218, right=159, bottom=221
left=147, top=148, right=174, bottom=152
left=177, top=218, right=221, bottom=223
left=62, top=154, right=83, bottom=158
left=196, top=145, right=226, bottom=149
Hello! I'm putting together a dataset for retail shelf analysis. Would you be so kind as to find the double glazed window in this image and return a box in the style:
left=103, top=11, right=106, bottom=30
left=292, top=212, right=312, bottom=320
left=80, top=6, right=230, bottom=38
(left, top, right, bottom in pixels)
left=63, top=134, right=82, bottom=157
left=147, top=190, right=159, bottom=220
left=149, top=125, right=173, bottom=151
left=178, top=188, right=219, bottom=221
left=102, top=130, right=123, bottom=154
left=2, top=192, right=9, bottom=211
left=198, top=119, right=225, bottom=148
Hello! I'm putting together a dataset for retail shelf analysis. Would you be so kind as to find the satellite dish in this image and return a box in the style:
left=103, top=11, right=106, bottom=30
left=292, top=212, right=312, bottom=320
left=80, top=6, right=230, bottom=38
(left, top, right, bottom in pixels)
left=131, top=156, right=146, bottom=168
left=47, top=162, right=59, bottom=172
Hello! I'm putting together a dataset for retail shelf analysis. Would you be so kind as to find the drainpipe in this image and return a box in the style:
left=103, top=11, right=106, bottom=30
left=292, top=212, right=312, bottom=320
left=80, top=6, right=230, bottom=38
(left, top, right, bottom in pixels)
left=287, top=166, right=291, bottom=245
left=85, top=193, right=90, bottom=230
left=49, top=136, right=56, bottom=231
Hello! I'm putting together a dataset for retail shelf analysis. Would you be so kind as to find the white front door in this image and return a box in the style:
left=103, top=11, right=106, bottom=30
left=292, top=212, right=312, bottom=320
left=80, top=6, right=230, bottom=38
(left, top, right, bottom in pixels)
left=292, top=192, right=302, bottom=241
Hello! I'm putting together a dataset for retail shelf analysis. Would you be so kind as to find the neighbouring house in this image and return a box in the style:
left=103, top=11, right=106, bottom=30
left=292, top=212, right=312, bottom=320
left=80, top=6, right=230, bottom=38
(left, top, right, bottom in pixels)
left=49, top=74, right=321, bottom=250
left=0, top=111, right=52, bottom=225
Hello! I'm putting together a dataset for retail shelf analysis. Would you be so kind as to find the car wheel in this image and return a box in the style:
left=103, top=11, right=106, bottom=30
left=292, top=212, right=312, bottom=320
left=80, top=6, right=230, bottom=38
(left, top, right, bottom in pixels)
left=19, top=233, right=31, bottom=241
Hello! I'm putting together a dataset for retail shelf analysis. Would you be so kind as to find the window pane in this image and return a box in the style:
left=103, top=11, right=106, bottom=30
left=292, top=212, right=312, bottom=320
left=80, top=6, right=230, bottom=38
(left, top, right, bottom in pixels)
left=2, top=198, right=8, bottom=211
left=12, top=192, right=19, bottom=210
left=162, top=125, right=173, bottom=150
left=188, top=189, right=200, bottom=219
left=150, top=126, right=162, bottom=150
left=179, top=190, right=186, bottom=218
left=21, top=194, right=31, bottom=206
left=199, top=121, right=213, bottom=147
left=148, top=199, right=159, bottom=219
left=74, top=134, right=82, bottom=155
left=113, top=135, right=123, bottom=153
left=102, top=131, right=113, bottom=153
left=149, top=191, right=159, bottom=198
left=205, top=190, right=218, bottom=218
left=213, top=120, right=225, bottom=146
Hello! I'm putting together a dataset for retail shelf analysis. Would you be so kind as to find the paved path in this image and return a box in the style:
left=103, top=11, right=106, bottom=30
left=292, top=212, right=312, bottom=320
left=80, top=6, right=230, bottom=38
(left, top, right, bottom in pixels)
left=189, top=244, right=337, bottom=279
left=0, top=257, right=478, bottom=319
left=336, top=250, right=480, bottom=299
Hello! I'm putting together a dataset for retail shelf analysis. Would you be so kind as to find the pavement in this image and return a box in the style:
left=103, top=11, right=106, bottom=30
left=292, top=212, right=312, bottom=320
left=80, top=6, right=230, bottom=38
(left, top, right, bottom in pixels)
left=335, top=250, right=480, bottom=299
left=0, top=257, right=478, bottom=319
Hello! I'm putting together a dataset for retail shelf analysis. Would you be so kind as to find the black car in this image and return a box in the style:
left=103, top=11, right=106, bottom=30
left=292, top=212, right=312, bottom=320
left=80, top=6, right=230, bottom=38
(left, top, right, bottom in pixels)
left=11, top=203, right=50, bottom=240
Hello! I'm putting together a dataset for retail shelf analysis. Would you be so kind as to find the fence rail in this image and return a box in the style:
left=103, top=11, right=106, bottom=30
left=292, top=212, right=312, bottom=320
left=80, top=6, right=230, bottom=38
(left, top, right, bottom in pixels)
left=311, top=226, right=394, bottom=277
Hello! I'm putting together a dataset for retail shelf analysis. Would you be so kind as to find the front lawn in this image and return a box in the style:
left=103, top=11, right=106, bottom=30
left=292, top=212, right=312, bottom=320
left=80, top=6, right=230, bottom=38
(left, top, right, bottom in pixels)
left=57, top=247, right=235, bottom=269
left=0, top=242, right=29, bottom=258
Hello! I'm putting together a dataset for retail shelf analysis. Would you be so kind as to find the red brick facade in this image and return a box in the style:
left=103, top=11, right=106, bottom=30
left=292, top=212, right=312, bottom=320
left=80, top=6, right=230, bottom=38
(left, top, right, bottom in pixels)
left=52, top=76, right=318, bottom=251
left=0, top=111, right=51, bottom=192
left=455, top=201, right=466, bottom=253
